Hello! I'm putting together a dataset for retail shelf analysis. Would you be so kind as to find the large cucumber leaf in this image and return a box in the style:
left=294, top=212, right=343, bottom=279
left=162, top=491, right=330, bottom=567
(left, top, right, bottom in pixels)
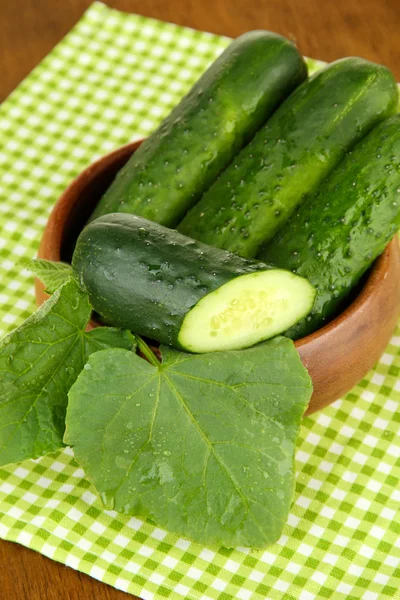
left=65, top=338, right=312, bottom=549
left=0, top=279, right=135, bottom=467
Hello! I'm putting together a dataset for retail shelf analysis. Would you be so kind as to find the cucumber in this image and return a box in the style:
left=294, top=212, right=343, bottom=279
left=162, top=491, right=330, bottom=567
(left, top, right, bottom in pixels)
left=178, top=57, right=398, bottom=258
left=90, top=31, right=307, bottom=227
left=259, top=114, right=400, bottom=340
left=72, top=214, right=315, bottom=353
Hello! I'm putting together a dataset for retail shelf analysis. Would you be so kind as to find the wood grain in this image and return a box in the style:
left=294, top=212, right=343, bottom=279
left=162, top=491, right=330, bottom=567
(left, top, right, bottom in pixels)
left=0, top=540, right=131, bottom=599
left=0, top=0, right=399, bottom=598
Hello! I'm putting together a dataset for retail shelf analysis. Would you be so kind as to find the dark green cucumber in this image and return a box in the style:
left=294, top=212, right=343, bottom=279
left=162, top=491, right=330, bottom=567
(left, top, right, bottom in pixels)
left=259, top=114, right=400, bottom=340
left=178, top=57, right=398, bottom=258
left=72, top=214, right=315, bottom=353
left=90, top=31, right=307, bottom=226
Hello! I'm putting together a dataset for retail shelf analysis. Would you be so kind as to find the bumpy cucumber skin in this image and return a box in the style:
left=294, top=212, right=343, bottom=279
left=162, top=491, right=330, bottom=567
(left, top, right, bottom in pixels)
left=72, top=214, right=277, bottom=348
left=178, top=58, right=399, bottom=258
left=259, top=114, right=400, bottom=340
left=90, top=31, right=307, bottom=226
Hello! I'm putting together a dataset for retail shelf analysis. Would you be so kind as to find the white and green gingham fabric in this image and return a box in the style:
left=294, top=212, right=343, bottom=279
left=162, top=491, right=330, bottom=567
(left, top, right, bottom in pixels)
left=0, top=3, right=399, bottom=599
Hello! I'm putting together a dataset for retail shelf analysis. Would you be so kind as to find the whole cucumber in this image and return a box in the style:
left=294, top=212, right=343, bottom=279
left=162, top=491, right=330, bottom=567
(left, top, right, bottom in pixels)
left=72, top=214, right=315, bottom=353
left=259, top=114, right=400, bottom=340
left=90, top=31, right=307, bottom=226
left=178, top=58, right=398, bottom=257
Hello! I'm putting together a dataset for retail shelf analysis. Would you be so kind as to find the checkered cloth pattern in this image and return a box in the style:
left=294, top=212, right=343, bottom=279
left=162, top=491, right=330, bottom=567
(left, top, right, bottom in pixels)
left=0, top=3, right=399, bottom=599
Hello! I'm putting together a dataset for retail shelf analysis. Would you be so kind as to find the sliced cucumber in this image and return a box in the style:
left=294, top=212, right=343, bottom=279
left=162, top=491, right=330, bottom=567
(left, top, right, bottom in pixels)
left=178, top=270, right=316, bottom=352
left=72, top=214, right=316, bottom=353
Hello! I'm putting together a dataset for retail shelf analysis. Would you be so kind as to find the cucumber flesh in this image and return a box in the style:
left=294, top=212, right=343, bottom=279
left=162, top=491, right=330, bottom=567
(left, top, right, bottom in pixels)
left=178, top=270, right=316, bottom=353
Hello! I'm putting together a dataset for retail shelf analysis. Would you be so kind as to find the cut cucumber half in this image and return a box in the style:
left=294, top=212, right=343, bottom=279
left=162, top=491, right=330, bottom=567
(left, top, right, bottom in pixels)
left=72, top=214, right=316, bottom=353
left=178, top=270, right=316, bottom=352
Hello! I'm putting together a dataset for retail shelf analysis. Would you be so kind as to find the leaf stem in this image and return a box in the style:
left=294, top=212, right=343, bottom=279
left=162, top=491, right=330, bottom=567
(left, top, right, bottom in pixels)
left=135, top=335, right=160, bottom=367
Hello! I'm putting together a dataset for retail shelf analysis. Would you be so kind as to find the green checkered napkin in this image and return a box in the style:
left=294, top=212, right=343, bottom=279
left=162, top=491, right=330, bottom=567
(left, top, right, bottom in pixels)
left=0, top=3, right=399, bottom=598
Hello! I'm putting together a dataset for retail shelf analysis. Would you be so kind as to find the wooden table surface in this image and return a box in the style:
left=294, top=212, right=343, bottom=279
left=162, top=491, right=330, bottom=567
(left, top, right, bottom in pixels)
left=0, top=0, right=399, bottom=598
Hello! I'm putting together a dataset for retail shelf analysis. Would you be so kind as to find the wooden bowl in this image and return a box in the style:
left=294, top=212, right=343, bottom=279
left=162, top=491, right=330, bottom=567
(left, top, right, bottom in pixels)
left=36, top=141, right=400, bottom=415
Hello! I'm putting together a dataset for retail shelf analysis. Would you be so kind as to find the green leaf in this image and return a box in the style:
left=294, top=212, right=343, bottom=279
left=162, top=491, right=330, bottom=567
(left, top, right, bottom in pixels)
left=65, top=337, right=312, bottom=549
left=0, top=279, right=135, bottom=467
left=20, top=257, right=73, bottom=294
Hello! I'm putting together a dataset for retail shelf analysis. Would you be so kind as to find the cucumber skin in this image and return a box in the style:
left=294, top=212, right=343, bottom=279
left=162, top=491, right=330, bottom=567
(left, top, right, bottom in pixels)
left=90, top=31, right=307, bottom=227
left=259, top=114, right=400, bottom=340
left=178, top=58, right=399, bottom=258
left=72, top=214, right=276, bottom=349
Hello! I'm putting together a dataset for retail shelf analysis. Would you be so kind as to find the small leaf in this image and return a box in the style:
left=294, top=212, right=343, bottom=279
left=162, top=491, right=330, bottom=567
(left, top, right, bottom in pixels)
left=0, top=279, right=135, bottom=467
left=20, top=257, right=73, bottom=294
left=65, top=337, right=312, bottom=549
